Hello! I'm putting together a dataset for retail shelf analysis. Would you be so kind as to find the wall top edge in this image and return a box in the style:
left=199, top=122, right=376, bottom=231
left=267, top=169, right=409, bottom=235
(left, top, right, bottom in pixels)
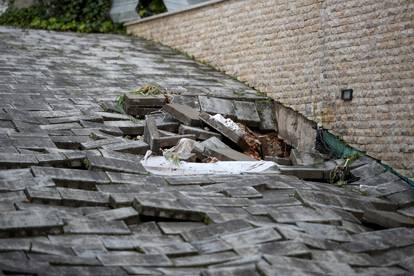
left=124, top=0, right=228, bottom=26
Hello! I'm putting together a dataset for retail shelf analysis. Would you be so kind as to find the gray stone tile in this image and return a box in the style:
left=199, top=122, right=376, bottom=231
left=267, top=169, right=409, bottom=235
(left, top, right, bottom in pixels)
left=85, top=207, right=139, bottom=223
left=158, top=222, right=205, bottom=235
left=221, top=227, right=282, bottom=246
left=58, top=187, right=108, bottom=207
left=98, top=253, right=172, bottom=266
left=203, top=264, right=260, bottom=276
left=86, top=155, right=147, bottom=174
left=64, top=219, right=131, bottom=235
left=296, top=222, right=352, bottom=242
left=179, top=124, right=222, bottom=140
left=0, top=210, right=64, bottom=237
left=173, top=251, right=239, bottom=267
left=269, top=206, right=342, bottom=224
left=32, top=166, right=110, bottom=188
left=163, top=103, right=201, bottom=126
left=181, top=219, right=253, bottom=242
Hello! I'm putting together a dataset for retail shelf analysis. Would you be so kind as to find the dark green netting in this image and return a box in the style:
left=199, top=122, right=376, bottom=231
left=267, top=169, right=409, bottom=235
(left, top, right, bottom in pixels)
left=322, top=130, right=414, bottom=188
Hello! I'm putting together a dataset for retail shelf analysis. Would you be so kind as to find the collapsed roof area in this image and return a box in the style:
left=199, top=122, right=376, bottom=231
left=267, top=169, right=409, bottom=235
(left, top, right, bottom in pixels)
left=0, top=27, right=413, bottom=275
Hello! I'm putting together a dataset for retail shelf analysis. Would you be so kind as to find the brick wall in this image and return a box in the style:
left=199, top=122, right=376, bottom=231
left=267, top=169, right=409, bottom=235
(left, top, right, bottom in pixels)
left=127, top=0, right=414, bottom=178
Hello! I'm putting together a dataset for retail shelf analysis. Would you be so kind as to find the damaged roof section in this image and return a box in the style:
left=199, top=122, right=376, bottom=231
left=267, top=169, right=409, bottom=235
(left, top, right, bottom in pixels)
left=0, top=27, right=413, bottom=274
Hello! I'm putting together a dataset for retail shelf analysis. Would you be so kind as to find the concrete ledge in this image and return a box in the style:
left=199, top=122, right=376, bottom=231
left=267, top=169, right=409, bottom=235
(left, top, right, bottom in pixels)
left=124, top=0, right=227, bottom=26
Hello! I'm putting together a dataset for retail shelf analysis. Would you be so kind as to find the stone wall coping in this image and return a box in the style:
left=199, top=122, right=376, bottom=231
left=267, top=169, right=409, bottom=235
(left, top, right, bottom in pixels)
left=124, top=0, right=227, bottom=26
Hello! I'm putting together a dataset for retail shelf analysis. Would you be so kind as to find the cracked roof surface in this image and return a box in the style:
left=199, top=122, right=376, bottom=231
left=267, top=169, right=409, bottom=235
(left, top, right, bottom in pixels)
left=0, top=27, right=414, bottom=275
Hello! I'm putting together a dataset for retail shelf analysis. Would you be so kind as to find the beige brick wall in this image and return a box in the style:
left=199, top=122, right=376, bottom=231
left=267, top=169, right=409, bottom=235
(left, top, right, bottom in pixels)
left=127, top=0, right=414, bottom=178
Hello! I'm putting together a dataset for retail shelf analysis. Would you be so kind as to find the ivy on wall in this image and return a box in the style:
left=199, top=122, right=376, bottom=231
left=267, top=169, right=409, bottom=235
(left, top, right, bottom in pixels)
left=138, top=0, right=167, bottom=18
left=0, top=0, right=124, bottom=33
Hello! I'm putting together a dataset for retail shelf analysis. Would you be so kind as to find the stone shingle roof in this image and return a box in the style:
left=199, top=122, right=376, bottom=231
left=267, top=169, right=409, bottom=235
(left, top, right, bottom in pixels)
left=0, top=27, right=413, bottom=275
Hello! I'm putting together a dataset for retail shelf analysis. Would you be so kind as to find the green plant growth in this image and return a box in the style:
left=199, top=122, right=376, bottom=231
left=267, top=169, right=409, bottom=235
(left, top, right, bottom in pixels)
left=131, top=84, right=166, bottom=96
left=330, top=152, right=363, bottom=187
left=137, top=0, right=167, bottom=18
left=0, top=0, right=124, bottom=33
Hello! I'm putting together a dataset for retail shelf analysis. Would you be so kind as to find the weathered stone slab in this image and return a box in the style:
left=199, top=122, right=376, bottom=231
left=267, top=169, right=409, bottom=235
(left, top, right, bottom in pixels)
left=165, top=175, right=215, bottom=186
left=11, top=137, right=57, bottom=150
left=58, top=188, right=109, bottom=207
left=80, top=120, right=123, bottom=136
left=124, top=106, right=162, bottom=117
left=0, top=210, right=64, bottom=237
left=35, top=153, right=68, bottom=166
left=342, top=227, right=414, bottom=252
left=233, top=100, right=260, bottom=127
left=181, top=219, right=253, bottom=242
left=199, top=112, right=248, bottom=150
left=173, top=251, right=238, bottom=267
left=86, top=156, right=147, bottom=174
left=80, top=137, right=124, bottom=150
left=163, top=103, right=201, bottom=126
left=32, top=166, right=110, bottom=187
left=25, top=187, right=62, bottom=205
left=98, top=253, right=171, bottom=266
left=48, top=114, right=102, bottom=124
left=101, top=235, right=181, bottom=250
left=256, top=100, right=276, bottom=131
left=94, top=111, right=130, bottom=121
left=106, top=171, right=167, bottom=186
left=274, top=102, right=317, bottom=152
left=182, top=196, right=251, bottom=207
left=209, top=147, right=256, bottom=161
left=97, top=183, right=158, bottom=193
left=140, top=242, right=198, bottom=256
left=0, top=238, right=31, bottom=251
left=0, top=153, right=38, bottom=168
left=296, top=222, right=352, bottom=242
left=28, top=253, right=101, bottom=266
left=350, top=161, right=385, bottom=180
left=86, top=207, right=139, bottom=223
left=51, top=136, right=91, bottom=149
left=362, top=209, right=414, bottom=228
left=102, top=140, right=149, bottom=155
left=238, top=240, right=310, bottom=258
left=125, top=93, right=166, bottom=107
left=143, top=116, right=160, bottom=151
left=158, top=222, right=205, bottom=235
left=40, top=122, right=82, bottom=130
left=30, top=241, right=75, bottom=256
left=129, top=221, right=163, bottom=236
left=263, top=255, right=355, bottom=275
left=295, top=189, right=367, bottom=215
left=104, top=120, right=144, bottom=136
left=269, top=206, right=341, bottom=224
left=199, top=96, right=235, bottom=117
left=179, top=124, right=221, bottom=141
left=221, top=227, right=282, bottom=247
left=133, top=197, right=209, bottom=222
left=64, top=219, right=131, bottom=235
left=398, top=206, right=414, bottom=218
left=278, top=165, right=327, bottom=180
left=311, top=250, right=375, bottom=267
left=192, top=238, right=233, bottom=254
left=361, top=180, right=410, bottom=197
left=386, top=190, right=414, bottom=208
left=0, top=177, right=41, bottom=192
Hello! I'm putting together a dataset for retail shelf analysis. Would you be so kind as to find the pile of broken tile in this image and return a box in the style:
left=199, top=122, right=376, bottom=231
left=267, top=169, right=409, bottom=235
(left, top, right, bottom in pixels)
left=0, top=88, right=413, bottom=276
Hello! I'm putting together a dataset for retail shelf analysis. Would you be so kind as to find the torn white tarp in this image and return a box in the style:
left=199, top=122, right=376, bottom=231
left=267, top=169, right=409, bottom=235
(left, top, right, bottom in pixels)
left=141, top=156, right=278, bottom=175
